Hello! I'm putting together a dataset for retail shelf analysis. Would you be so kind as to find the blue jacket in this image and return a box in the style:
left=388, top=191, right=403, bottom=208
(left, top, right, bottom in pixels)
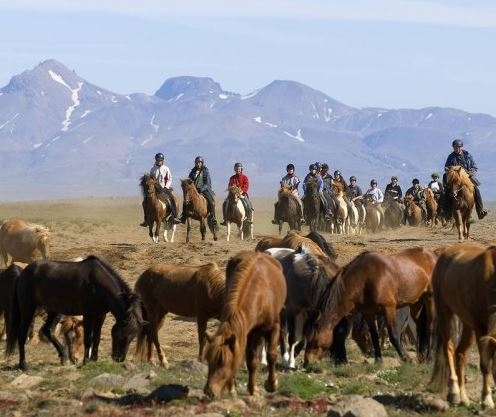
left=188, top=166, right=214, bottom=195
left=444, top=150, right=477, bottom=174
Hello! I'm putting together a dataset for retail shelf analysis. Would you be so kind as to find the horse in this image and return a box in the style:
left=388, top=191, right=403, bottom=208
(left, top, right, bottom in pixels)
left=6, top=255, right=145, bottom=370
left=404, top=195, right=423, bottom=226
left=423, top=187, right=439, bottom=227
left=180, top=178, right=218, bottom=242
left=445, top=166, right=475, bottom=241
left=38, top=315, right=84, bottom=364
left=139, top=174, right=178, bottom=243
left=255, top=230, right=338, bottom=261
left=203, top=251, right=286, bottom=398
left=224, top=185, right=253, bottom=241
left=331, top=182, right=348, bottom=234
left=0, top=263, right=26, bottom=341
left=304, top=247, right=438, bottom=367
left=363, top=195, right=382, bottom=233
left=0, top=219, right=50, bottom=266
left=302, top=177, right=322, bottom=232
left=429, top=243, right=496, bottom=409
left=383, top=193, right=404, bottom=229
left=273, top=184, right=302, bottom=234
left=134, top=262, right=225, bottom=367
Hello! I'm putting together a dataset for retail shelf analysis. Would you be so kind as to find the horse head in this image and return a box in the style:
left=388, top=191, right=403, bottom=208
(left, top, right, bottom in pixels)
left=140, top=174, right=158, bottom=198
left=332, top=181, right=344, bottom=196
left=227, top=185, right=243, bottom=202
left=446, top=166, right=474, bottom=199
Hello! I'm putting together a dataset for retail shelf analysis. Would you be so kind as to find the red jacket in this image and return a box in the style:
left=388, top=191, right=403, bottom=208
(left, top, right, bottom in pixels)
left=228, top=173, right=249, bottom=194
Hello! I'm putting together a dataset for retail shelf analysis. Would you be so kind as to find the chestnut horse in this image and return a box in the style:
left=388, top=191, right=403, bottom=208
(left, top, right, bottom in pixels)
left=423, top=187, right=439, bottom=227
left=204, top=251, right=286, bottom=398
left=224, top=185, right=253, bottom=241
left=139, top=174, right=178, bottom=243
left=180, top=178, right=218, bottom=242
left=274, top=184, right=302, bottom=234
left=135, top=262, right=225, bottom=367
left=429, top=243, right=496, bottom=409
left=304, top=247, right=438, bottom=366
left=445, top=166, right=475, bottom=241
left=302, top=177, right=322, bottom=232
left=404, top=195, right=423, bottom=226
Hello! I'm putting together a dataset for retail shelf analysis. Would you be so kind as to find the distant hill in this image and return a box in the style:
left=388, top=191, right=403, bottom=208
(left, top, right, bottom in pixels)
left=1, top=59, right=495, bottom=201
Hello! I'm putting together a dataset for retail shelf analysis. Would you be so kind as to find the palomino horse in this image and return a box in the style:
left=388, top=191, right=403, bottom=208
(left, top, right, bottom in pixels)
left=423, top=187, right=439, bottom=227
left=139, top=174, right=178, bottom=243
left=255, top=230, right=338, bottom=261
left=404, top=195, right=423, bottom=226
left=304, top=247, right=438, bottom=366
left=274, top=185, right=302, bottom=234
left=363, top=195, right=382, bottom=233
left=224, top=185, right=253, bottom=241
left=445, top=166, right=475, bottom=241
left=383, top=193, right=404, bottom=229
left=180, top=178, right=218, bottom=243
left=302, top=177, right=322, bottom=232
left=6, top=255, right=144, bottom=370
left=331, top=182, right=348, bottom=234
left=135, top=262, right=225, bottom=367
left=429, top=243, right=496, bottom=409
left=204, top=251, right=286, bottom=398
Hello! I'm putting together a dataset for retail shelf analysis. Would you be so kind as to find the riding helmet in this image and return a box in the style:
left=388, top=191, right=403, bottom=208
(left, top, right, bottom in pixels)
left=234, top=162, right=243, bottom=170
left=452, top=139, right=463, bottom=147
left=309, top=164, right=317, bottom=171
left=391, top=175, right=398, bottom=181
left=195, top=156, right=204, bottom=163
left=286, top=163, right=295, bottom=171
left=370, top=179, right=377, bottom=186
left=350, top=176, right=357, bottom=182
left=314, top=162, right=322, bottom=169
left=155, top=152, right=164, bottom=161
left=431, top=172, right=440, bottom=179
left=334, top=170, right=341, bottom=177
left=321, top=163, right=329, bottom=170
left=412, top=178, right=420, bottom=185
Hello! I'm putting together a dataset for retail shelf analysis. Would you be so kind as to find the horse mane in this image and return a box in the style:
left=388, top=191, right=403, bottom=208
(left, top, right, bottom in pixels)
left=228, top=185, right=242, bottom=195
left=197, top=263, right=226, bottom=297
left=139, top=173, right=159, bottom=198
left=279, top=184, right=294, bottom=196
left=446, top=166, right=474, bottom=193
left=84, top=255, right=133, bottom=295
left=332, top=181, right=344, bottom=194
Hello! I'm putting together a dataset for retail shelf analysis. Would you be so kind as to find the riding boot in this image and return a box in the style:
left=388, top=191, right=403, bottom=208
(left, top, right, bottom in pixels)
left=167, top=197, right=182, bottom=224
left=220, top=200, right=227, bottom=226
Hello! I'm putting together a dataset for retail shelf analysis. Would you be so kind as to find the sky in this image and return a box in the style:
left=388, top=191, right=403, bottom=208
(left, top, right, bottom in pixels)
left=1, top=1, right=496, bottom=116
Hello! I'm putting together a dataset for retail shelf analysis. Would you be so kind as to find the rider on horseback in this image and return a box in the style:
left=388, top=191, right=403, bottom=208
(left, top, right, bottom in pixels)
left=220, top=162, right=253, bottom=226
left=405, top=178, right=427, bottom=221
left=384, top=176, right=403, bottom=203
left=272, top=163, right=305, bottom=224
left=365, top=179, right=385, bottom=223
left=140, top=152, right=181, bottom=226
left=303, top=164, right=331, bottom=220
left=442, top=139, right=487, bottom=220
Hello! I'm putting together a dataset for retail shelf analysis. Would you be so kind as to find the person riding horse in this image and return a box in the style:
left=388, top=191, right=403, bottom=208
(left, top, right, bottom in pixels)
left=272, top=163, right=305, bottom=224
left=364, top=179, right=385, bottom=223
left=405, top=178, right=427, bottom=222
left=442, top=139, right=488, bottom=220
left=181, top=156, right=218, bottom=225
left=384, top=176, right=403, bottom=203
left=220, top=162, right=253, bottom=226
left=303, top=164, right=331, bottom=220
left=140, top=152, right=181, bottom=226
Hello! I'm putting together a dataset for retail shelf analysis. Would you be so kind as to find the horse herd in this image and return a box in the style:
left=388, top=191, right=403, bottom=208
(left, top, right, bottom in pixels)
left=140, top=165, right=477, bottom=245
left=0, top=203, right=493, bottom=408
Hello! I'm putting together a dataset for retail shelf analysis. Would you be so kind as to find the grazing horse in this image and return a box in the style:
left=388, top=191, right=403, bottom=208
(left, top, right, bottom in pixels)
left=303, top=177, right=322, bottom=232
left=135, top=262, right=225, bottom=367
left=274, top=185, right=302, bottom=234
left=383, top=193, right=404, bottom=229
left=139, top=174, right=178, bottom=243
left=180, top=179, right=218, bottom=242
left=423, top=187, right=439, bottom=227
left=39, top=315, right=84, bottom=364
left=6, top=255, right=145, bottom=370
left=429, top=243, right=496, bottom=409
left=304, top=247, right=438, bottom=366
left=255, top=230, right=338, bottom=261
left=404, top=195, right=423, bottom=226
left=204, top=251, right=286, bottom=398
left=224, top=185, right=253, bottom=241
left=0, top=219, right=50, bottom=266
left=445, top=166, right=475, bottom=241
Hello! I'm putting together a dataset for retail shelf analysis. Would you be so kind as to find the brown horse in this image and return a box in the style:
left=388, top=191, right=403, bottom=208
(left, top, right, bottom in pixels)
left=423, top=187, right=439, bottom=227
left=224, top=185, right=253, bottom=241
left=255, top=230, right=338, bottom=261
left=302, top=177, right=322, bottom=232
left=139, top=174, right=178, bottom=243
left=304, top=247, right=438, bottom=366
left=273, top=185, right=302, bottom=234
left=383, top=193, right=404, bottom=229
left=404, top=195, right=423, bottom=226
left=204, top=251, right=286, bottom=398
left=135, top=262, right=225, bottom=367
left=445, top=166, right=475, bottom=240
left=39, top=315, right=84, bottom=364
left=429, top=243, right=496, bottom=409
left=180, top=178, right=218, bottom=242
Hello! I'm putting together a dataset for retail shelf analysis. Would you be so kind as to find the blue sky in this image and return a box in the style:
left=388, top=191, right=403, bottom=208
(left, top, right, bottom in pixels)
left=1, top=1, right=496, bottom=116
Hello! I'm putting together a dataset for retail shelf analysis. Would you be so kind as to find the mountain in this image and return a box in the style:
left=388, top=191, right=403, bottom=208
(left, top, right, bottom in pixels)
left=1, top=59, right=495, bottom=201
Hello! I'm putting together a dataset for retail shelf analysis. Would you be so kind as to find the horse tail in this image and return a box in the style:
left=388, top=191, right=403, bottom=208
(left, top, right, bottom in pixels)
left=428, top=318, right=450, bottom=394
left=5, top=280, right=21, bottom=357
left=134, top=300, right=151, bottom=361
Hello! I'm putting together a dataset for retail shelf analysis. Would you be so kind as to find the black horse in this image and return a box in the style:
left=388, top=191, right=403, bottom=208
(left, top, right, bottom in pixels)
left=6, top=255, right=145, bottom=370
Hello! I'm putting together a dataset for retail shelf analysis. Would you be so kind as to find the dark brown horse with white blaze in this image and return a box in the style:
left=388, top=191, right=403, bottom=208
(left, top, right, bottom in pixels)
left=304, top=247, right=438, bottom=367
left=139, top=174, right=178, bottom=243
left=274, top=185, right=302, bottom=234
left=224, top=185, right=253, bottom=241
left=6, top=256, right=145, bottom=370
left=180, top=178, right=218, bottom=242
left=445, top=166, right=475, bottom=241
left=430, top=243, right=496, bottom=409
left=204, top=251, right=286, bottom=398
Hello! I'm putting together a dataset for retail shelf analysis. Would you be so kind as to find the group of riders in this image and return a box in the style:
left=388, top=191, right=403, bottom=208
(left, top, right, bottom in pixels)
left=141, top=138, right=488, bottom=229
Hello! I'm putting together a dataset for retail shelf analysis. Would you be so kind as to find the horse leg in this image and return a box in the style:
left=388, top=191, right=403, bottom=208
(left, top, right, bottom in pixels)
left=454, top=325, right=475, bottom=407
left=197, top=316, right=207, bottom=361
left=90, top=314, right=106, bottom=362
left=186, top=218, right=191, bottom=243
left=246, top=330, right=263, bottom=395
left=40, top=312, right=67, bottom=365
left=479, top=333, right=496, bottom=409
left=226, top=221, right=231, bottom=242
left=383, top=306, right=409, bottom=362
left=154, top=218, right=162, bottom=244
left=17, top=305, right=38, bottom=371
left=364, top=314, right=383, bottom=363
left=330, top=317, right=349, bottom=365
left=200, top=219, right=206, bottom=241
left=151, top=314, right=168, bottom=367
left=265, top=323, right=280, bottom=393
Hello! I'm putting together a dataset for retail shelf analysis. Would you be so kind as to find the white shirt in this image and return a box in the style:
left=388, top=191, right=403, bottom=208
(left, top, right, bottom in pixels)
left=150, top=164, right=172, bottom=188
left=365, top=187, right=384, bottom=204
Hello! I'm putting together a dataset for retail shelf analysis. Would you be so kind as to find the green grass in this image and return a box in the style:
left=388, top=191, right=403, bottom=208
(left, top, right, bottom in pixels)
left=277, top=373, right=329, bottom=400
